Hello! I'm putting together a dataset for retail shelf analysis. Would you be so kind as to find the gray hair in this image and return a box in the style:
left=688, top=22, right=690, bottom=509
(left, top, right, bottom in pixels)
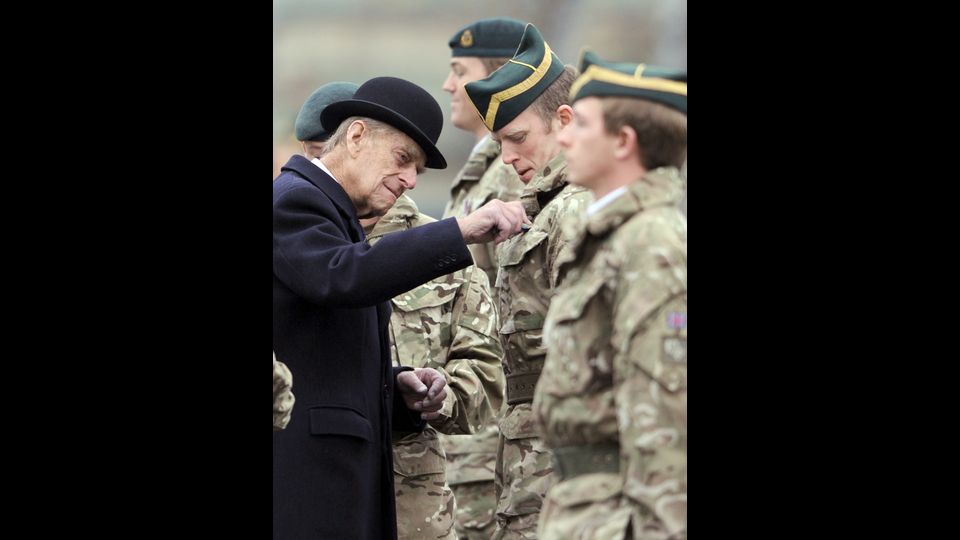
left=319, top=116, right=393, bottom=158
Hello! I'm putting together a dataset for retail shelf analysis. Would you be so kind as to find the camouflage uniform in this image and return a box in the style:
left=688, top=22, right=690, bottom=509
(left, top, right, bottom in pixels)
left=441, top=136, right=523, bottom=539
left=442, top=136, right=525, bottom=287
left=272, top=353, right=294, bottom=431
left=365, top=194, right=506, bottom=540
left=492, top=154, right=593, bottom=539
left=533, top=168, right=687, bottom=540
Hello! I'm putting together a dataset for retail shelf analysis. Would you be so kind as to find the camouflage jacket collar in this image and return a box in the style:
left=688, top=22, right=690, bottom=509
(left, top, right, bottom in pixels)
left=521, top=153, right=568, bottom=219
left=585, top=167, right=685, bottom=237
left=448, top=136, right=501, bottom=192
left=364, top=194, right=419, bottom=240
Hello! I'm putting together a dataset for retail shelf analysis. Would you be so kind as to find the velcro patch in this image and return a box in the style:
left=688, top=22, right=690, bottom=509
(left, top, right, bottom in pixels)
left=662, top=337, right=687, bottom=364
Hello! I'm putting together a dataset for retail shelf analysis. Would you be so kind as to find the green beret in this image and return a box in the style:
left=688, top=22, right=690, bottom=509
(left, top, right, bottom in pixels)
left=569, top=50, right=686, bottom=114
left=464, top=23, right=565, bottom=132
left=448, top=17, right=527, bottom=58
left=294, top=81, right=360, bottom=141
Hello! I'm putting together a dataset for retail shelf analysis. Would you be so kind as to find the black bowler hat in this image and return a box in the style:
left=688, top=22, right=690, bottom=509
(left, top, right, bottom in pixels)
left=320, top=76, right=447, bottom=169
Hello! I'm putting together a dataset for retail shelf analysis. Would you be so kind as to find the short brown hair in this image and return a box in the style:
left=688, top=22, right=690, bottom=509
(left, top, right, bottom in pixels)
left=601, top=97, right=687, bottom=169
left=530, top=64, right=578, bottom=130
left=480, top=57, right=512, bottom=75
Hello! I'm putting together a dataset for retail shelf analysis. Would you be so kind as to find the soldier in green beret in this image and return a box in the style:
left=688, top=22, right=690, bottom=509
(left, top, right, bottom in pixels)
left=293, top=81, right=360, bottom=156
left=533, top=50, right=687, bottom=539
left=442, top=17, right=526, bottom=286
left=464, top=23, right=594, bottom=540
left=439, top=17, right=527, bottom=540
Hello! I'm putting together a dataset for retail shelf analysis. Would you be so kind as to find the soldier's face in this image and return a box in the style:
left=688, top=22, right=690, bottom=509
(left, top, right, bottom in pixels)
left=493, top=107, right=568, bottom=183
left=558, top=97, right=617, bottom=190
left=301, top=140, right=327, bottom=160
left=442, top=57, right=490, bottom=133
left=346, top=124, right=425, bottom=219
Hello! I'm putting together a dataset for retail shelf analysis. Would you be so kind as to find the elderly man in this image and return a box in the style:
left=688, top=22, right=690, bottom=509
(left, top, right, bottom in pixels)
left=464, top=23, right=594, bottom=539
left=293, top=88, right=506, bottom=539
left=273, top=76, right=528, bottom=540
left=534, top=51, right=687, bottom=539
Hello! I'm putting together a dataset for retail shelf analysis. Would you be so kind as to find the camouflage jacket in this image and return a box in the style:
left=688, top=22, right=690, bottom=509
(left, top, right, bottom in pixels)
left=365, top=194, right=505, bottom=440
left=442, top=136, right=524, bottom=287
left=367, top=194, right=505, bottom=538
left=440, top=136, right=521, bottom=484
left=495, top=153, right=592, bottom=440
left=534, top=168, right=687, bottom=539
left=272, top=353, right=294, bottom=431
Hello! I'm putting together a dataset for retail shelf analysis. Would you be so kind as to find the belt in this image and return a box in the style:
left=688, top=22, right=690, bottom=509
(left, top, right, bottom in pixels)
left=552, top=443, right=621, bottom=480
left=505, top=372, right=541, bottom=404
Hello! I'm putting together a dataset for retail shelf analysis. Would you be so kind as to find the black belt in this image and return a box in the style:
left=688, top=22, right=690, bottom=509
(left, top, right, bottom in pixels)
left=505, top=372, right=541, bottom=404
left=552, top=443, right=621, bottom=480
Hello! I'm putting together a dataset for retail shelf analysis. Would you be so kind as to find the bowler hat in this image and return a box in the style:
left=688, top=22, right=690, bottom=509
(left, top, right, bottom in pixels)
left=321, top=76, right=447, bottom=169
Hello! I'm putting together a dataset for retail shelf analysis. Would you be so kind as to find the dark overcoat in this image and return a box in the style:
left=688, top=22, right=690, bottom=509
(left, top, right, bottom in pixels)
left=273, top=155, right=472, bottom=539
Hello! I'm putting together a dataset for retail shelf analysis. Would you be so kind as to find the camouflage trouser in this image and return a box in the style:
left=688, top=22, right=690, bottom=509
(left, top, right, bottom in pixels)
left=538, top=473, right=685, bottom=540
left=394, top=470, right=457, bottom=539
left=491, top=430, right=557, bottom=539
left=537, top=473, right=633, bottom=540
left=394, top=430, right=457, bottom=540
left=451, top=480, right=497, bottom=540
left=492, top=511, right=542, bottom=540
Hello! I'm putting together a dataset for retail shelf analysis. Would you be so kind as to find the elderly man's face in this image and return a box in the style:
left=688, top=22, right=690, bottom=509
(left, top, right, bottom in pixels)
left=347, top=125, right=425, bottom=219
left=493, top=106, right=566, bottom=183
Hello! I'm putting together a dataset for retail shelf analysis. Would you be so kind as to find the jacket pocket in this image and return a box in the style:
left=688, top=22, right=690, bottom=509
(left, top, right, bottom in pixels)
left=392, top=432, right=447, bottom=477
left=309, top=405, right=373, bottom=442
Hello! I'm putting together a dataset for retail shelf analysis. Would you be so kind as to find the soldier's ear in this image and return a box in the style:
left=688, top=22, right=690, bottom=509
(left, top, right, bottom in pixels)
left=556, top=104, right=574, bottom=128
left=614, top=125, right=638, bottom=161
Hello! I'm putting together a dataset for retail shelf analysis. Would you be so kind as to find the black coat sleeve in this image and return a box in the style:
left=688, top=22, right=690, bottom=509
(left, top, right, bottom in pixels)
left=274, top=183, right=473, bottom=308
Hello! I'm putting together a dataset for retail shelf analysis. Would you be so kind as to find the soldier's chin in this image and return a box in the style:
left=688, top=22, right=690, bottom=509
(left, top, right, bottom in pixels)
left=564, top=168, right=582, bottom=184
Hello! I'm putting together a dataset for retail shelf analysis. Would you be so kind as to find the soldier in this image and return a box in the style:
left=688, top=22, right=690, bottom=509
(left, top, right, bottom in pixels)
left=533, top=51, right=687, bottom=539
left=464, top=23, right=594, bottom=539
left=441, top=17, right=526, bottom=286
left=293, top=80, right=360, bottom=155
left=273, top=352, right=295, bottom=431
left=439, top=17, right=526, bottom=540
left=359, top=195, right=505, bottom=540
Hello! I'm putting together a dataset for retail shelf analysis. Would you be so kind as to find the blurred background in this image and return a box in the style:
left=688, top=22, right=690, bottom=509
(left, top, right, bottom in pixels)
left=274, top=0, right=686, bottom=218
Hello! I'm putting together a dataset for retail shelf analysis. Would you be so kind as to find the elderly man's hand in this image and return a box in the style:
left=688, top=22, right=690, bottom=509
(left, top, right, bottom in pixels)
left=396, top=367, right=448, bottom=421
left=457, top=199, right=531, bottom=244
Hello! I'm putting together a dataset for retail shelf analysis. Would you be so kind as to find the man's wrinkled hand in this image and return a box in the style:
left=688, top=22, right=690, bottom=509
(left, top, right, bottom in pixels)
left=396, top=367, right=448, bottom=420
